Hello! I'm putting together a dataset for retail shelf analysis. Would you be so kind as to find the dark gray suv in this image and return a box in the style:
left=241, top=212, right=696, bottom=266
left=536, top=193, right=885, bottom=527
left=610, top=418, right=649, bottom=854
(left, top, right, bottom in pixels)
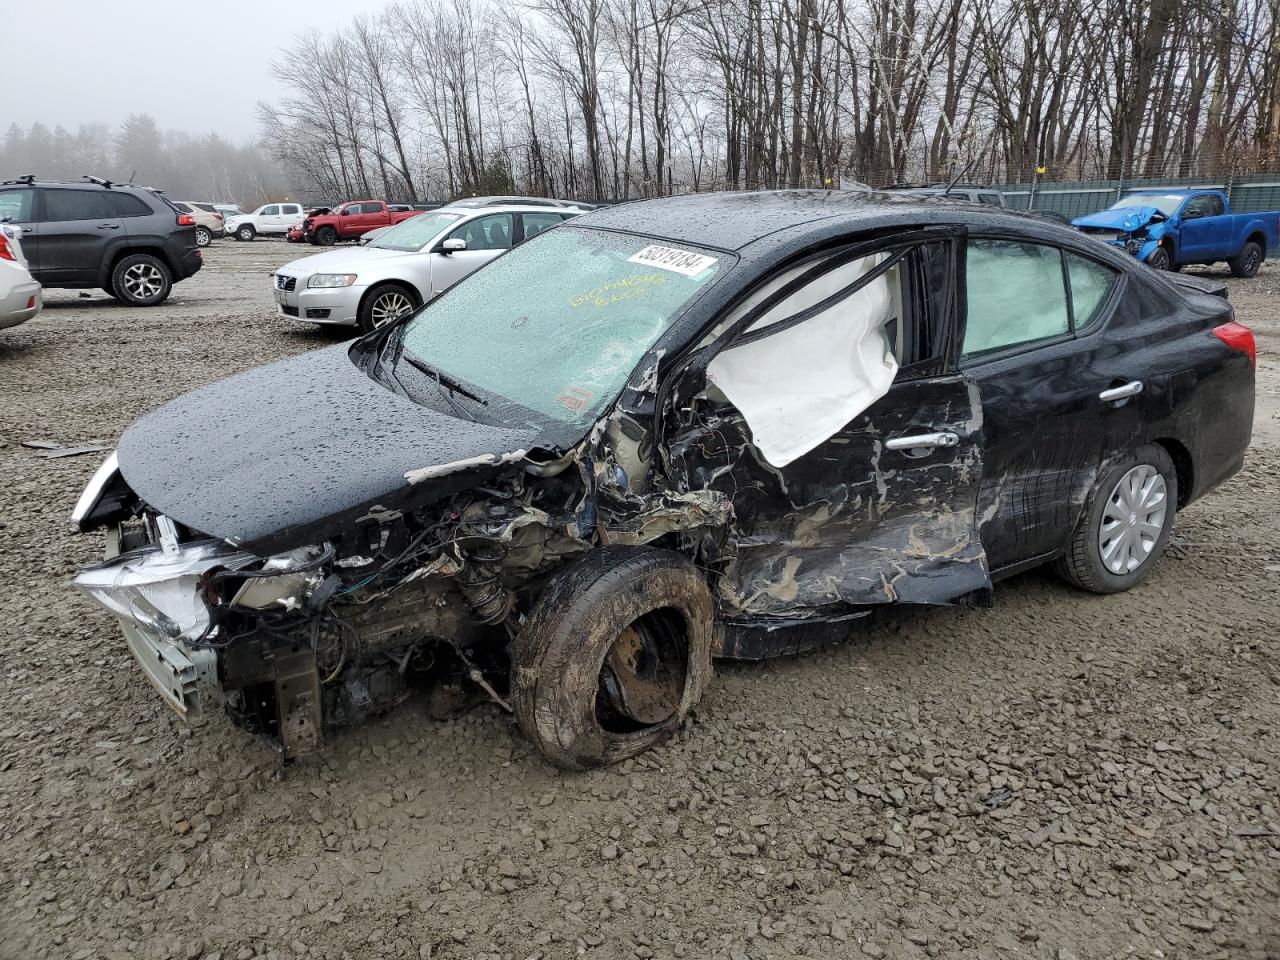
left=0, top=177, right=203, bottom=306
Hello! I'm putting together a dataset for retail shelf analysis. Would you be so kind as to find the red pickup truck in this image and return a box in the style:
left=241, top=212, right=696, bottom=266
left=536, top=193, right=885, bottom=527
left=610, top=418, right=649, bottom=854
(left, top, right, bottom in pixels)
left=303, top=201, right=425, bottom=246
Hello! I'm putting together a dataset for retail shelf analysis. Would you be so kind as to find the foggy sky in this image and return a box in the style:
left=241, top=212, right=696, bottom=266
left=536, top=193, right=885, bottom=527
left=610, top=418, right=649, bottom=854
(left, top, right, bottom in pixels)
left=5, top=0, right=397, bottom=143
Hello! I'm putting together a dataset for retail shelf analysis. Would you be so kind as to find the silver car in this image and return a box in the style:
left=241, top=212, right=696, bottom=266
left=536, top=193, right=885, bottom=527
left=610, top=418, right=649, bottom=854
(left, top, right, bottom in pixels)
left=271, top=205, right=579, bottom=332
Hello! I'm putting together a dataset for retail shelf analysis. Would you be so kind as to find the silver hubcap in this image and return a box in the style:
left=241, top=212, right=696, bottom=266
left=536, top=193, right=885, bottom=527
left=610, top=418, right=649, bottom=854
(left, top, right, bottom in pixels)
left=1098, top=464, right=1167, bottom=575
left=122, top=263, right=164, bottom=300
left=196, top=229, right=209, bottom=244
left=371, top=291, right=412, bottom=327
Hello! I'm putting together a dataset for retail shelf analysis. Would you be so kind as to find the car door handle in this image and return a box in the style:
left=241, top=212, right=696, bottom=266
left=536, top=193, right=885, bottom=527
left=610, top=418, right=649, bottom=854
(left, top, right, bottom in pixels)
left=1099, top=380, right=1143, bottom=402
left=885, top=431, right=960, bottom=451
left=96, top=223, right=120, bottom=230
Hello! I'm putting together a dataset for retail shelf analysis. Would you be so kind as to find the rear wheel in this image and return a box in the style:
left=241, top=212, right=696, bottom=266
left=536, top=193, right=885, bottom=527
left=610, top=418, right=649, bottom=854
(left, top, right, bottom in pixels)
left=510, top=546, right=714, bottom=769
left=1054, top=444, right=1177, bottom=594
left=1229, top=241, right=1263, bottom=278
left=110, top=254, right=172, bottom=307
left=235, top=224, right=256, bottom=242
left=358, top=283, right=417, bottom=333
left=315, top=226, right=337, bottom=246
left=194, top=226, right=212, bottom=247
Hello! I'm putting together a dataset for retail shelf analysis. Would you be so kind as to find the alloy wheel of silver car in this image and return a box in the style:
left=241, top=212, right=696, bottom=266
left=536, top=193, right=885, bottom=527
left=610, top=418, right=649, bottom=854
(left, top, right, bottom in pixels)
left=1097, top=464, right=1168, bottom=575
left=370, top=290, right=414, bottom=327
left=122, top=263, right=165, bottom=301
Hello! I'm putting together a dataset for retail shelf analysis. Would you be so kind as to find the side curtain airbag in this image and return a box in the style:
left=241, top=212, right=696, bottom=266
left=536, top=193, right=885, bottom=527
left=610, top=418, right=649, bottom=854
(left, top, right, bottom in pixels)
left=705, top=255, right=898, bottom=468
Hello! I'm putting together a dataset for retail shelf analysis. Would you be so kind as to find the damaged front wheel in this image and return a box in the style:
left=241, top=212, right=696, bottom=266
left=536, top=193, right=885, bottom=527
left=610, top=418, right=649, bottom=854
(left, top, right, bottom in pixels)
left=510, top=546, right=714, bottom=769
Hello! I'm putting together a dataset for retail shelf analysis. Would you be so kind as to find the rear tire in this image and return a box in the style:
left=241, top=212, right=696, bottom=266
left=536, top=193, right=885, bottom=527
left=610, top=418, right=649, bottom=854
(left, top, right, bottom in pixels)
left=1229, top=241, right=1263, bottom=278
left=194, top=227, right=212, bottom=247
left=316, top=226, right=337, bottom=246
left=110, top=254, right=172, bottom=307
left=1054, top=444, right=1177, bottom=594
left=235, top=224, right=256, bottom=242
left=357, top=282, right=418, bottom=334
left=510, top=546, right=714, bottom=770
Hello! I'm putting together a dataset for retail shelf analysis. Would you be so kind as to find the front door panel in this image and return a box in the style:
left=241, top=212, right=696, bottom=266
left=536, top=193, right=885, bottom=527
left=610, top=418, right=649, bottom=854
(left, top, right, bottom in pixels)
left=666, top=374, right=989, bottom=621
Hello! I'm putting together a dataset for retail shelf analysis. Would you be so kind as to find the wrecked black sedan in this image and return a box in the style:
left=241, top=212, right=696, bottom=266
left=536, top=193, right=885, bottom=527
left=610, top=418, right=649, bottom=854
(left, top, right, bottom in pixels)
left=71, top=191, right=1255, bottom=768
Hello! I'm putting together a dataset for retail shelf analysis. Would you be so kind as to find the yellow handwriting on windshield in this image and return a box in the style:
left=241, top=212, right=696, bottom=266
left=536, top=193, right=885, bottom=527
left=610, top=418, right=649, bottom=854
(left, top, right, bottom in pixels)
left=569, top=272, right=667, bottom=309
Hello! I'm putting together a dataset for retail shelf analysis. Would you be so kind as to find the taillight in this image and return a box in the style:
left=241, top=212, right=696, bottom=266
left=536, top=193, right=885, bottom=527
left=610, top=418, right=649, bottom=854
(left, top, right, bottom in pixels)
left=214, top=212, right=223, bottom=221
left=0, top=233, right=13, bottom=262
left=1213, top=320, right=1256, bottom=368
left=177, top=214, right=195, bottom=226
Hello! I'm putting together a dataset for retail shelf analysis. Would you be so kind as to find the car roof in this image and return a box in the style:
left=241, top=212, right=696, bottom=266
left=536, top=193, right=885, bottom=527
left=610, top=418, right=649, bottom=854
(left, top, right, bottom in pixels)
left=436, top=203, right=579, bottom=216
left=575, top=189, right=1049, bottom=253
left=1126, top=188, right=1211, bottom=195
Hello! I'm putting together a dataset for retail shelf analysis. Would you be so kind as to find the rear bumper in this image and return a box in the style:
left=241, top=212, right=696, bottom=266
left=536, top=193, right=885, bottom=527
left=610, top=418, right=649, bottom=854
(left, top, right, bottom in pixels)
left=176, top=248, right=203, bottom=280
left=0, top=279, right=41, bottom=329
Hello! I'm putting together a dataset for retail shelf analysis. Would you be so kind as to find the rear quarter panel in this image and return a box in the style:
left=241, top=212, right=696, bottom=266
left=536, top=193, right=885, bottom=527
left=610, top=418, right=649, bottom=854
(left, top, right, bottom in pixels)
left=1136, top=280, right=1254, bottom=503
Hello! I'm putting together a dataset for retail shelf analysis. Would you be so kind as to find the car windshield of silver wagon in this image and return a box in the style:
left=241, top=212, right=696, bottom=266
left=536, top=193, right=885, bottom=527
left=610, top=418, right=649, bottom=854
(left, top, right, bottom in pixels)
left=369, top=212, right=462, bottom=252
left=399, top=228, right=724, bottom=425
left=1115, top=194, right=1184, bottom=216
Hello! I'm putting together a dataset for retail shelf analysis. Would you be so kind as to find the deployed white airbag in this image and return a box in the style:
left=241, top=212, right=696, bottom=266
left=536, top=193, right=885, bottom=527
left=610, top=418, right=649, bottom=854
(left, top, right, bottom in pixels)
left=706, top=254, right=898, bottom=468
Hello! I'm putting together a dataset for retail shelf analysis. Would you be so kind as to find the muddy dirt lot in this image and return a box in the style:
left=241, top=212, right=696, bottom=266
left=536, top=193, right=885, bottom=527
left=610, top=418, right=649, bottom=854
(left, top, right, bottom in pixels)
left=1, top=240, right=1278, bottom=960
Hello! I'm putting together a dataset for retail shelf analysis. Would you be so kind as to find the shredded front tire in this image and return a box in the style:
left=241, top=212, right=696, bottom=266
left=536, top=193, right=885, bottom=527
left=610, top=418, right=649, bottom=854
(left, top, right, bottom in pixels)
left=510, top=546, right=714, bottom=769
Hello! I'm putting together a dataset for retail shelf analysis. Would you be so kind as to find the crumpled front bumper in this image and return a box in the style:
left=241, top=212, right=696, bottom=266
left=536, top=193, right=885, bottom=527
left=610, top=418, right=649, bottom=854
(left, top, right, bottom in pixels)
left=98, top=526, right=221, bottom=719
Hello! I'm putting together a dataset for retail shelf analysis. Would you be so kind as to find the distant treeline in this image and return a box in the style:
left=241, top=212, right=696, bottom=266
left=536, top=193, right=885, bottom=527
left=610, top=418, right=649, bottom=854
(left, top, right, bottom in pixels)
left=0, top=114, right=295, bottom=207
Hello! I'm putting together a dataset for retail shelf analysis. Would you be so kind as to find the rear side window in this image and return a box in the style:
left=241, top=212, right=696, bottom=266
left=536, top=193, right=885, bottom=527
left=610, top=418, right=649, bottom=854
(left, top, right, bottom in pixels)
left=42, top=189, right=113, bottom=222
left=964, top=241, right=1121, bottom=356
left=358, top=203, right=382, bottom=214
left=0, top=188, right=34, bottom=222
left=977, top=193, right=1003, bottom=206
left=1066, top=253, right=1119, bottom=329
left=173, top=202, right=193, bottom=212
left=107, top=193, right=156, bottom=218
left=964, top=241, right=1069, bottom=355
left=521, top=212, right=563, bottom=241
left=283, top=204, right=302, bottom=215
left=193, top=202, right=217, bottom=213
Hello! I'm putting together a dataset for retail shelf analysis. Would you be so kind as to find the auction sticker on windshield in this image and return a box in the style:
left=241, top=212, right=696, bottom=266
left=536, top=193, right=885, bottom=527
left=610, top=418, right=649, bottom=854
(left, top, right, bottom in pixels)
left=628, top=245, right=719, bottom=278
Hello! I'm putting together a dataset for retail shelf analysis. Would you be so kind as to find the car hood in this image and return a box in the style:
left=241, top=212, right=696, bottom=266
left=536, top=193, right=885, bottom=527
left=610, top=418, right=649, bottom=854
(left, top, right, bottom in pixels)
left=278, top=246, right=422, bottom=276
left=115, top=345, right=543, bottom=554
left=1072, top=206, right=1161, bottom=232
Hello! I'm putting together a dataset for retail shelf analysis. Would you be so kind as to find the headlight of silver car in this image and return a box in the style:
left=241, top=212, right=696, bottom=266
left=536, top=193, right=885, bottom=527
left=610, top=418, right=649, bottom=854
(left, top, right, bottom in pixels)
left=308, top=273, right=358, bottom=288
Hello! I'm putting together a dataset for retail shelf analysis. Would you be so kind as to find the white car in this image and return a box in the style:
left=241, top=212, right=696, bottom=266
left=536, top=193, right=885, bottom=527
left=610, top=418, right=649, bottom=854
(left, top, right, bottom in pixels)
left=0, top=224, right=42, bottom=330
left=226, top=202, right=305, bottom=241
left=271, top=204, right=578, bottom=332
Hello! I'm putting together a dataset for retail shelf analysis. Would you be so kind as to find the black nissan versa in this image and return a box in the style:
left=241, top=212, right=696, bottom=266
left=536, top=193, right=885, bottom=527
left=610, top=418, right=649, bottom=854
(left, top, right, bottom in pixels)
left=71, top=190, right=1255, bottom=768
left=0, top=176, right=203, bottom=306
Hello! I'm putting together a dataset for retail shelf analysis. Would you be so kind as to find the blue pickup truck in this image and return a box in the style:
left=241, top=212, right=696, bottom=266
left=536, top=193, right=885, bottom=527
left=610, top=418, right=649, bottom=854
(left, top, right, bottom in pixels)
left=1072, top=188, right=1280, bottom=277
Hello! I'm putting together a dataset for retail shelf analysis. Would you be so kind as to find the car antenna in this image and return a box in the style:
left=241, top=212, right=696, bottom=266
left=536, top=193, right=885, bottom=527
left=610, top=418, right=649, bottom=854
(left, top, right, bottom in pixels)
left=942, top=157, right=977, bottom=197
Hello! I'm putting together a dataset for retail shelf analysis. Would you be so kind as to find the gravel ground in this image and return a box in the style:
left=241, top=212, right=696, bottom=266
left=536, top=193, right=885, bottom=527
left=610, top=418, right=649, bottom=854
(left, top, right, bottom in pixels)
left=1, top=241, right=1278, bottom=960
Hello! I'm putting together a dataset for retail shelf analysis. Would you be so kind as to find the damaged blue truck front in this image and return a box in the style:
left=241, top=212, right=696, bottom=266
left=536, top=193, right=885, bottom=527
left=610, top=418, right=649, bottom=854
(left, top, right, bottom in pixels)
left=1073, top=188, right=1280, bottom=277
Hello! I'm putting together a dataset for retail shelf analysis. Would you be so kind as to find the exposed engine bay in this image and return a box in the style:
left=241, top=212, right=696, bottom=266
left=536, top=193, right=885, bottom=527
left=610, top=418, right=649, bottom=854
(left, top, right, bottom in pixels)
left=75, top=421, right=737, bottom=761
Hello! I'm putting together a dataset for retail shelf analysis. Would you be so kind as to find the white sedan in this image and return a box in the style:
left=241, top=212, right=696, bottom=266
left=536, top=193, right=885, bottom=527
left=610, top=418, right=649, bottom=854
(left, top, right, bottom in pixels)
left=270, top=204, right=578, bottom=333
left=0, top=224, right=42, bottom=331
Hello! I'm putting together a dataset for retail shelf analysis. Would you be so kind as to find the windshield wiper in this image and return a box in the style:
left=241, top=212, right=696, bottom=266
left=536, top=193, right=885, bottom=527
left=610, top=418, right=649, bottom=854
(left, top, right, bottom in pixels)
left=401, top=352, right=489, bottom=407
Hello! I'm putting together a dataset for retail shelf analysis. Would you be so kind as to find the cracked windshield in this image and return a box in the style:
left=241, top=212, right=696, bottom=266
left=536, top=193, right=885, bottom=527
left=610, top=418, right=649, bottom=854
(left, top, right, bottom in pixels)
left=400, top=228, right=724, bottom=423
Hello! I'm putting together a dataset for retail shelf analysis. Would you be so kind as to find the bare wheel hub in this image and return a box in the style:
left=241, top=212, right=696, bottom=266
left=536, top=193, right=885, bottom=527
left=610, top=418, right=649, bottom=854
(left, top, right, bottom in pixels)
left=599, top=612, right=686, bottom=727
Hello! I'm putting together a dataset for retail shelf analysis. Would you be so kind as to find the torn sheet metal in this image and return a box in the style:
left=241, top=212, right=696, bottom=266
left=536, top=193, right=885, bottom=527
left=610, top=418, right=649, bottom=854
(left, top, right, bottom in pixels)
left=669, top=375, right=990, bottom=619
left=706, top=253, right=898, bottom=467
